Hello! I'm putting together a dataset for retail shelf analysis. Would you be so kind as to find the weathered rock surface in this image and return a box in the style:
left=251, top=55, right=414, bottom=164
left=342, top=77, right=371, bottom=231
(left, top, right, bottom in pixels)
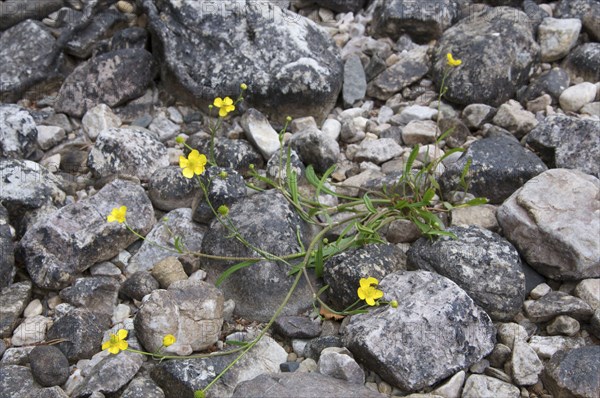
left=0, top=281, right=32, bottom=338
left=0, top=104, right=38, bottom=159
left=462, top=374, right=520, bottom=398
left=524, top=292, right=594, bottom=322
left=29, top=346, right=70, bottom=387
left=542, top=346, right=600, bottom=398
left=0, top=204, right=15, bottom=288
left=148, top=166, right=198, bottom=211
left=290, top=127, right=341, bottom=174
left=0, top=365, right=43, bottom=398
left=59, top=276, right=120, bottom=316
left=46, top=308, right=106, bottom=362
left=192, top=167, right=247, bottom=225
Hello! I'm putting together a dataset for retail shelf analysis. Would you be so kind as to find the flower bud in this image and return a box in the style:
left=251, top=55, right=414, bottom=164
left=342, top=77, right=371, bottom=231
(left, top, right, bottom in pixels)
left=240, top=83, right=248, bottom=90
left=390, top=300, right=398, bottom=308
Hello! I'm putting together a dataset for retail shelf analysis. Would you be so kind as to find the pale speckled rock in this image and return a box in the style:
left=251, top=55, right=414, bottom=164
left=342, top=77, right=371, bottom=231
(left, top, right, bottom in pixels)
left=354, top=138, right=403, bottom=164
left=0, top=365, right=43, bottom=398
left=318, top=347, right=365, bottom=385
left=491, top=100, right=538, bottom=138
left=192, top=166, right=247, bottom=224
left=546, top=315, right=580, bottom=336
left=511, top=341, right=543, bottom=386
left=343, top=271, right=495, bottom=392
left=542, top=346, right=600, bottom=398
left=524, top=291, right=594, bottom=322
left=11, top=315, right=51, bottom=346
left=87, top=126, right=169, bottom=181
left=343, top=54, right=367, bottom=107
left=0, top=0, right=64, bottom=30
left=0, top=104, right=38, bottom=159
left=431, top=370, right=465, bottom=398
left=59, top=276, right=120, bottom=316
left=528, top=335, right=590, bottom=359
left=240, top=108, right=281, bottom=160
left=497, top=169, right=600, bottom=280
left=290, top=127, right=340, bottom=174
left=461, top=374, right=519, bottom=398
left=0, top=204, right=16, bottom=288
left=20, top=179, right=154, bottom=290
left=396, top=105, right=438, bottom=125
left=36, top=126, right=66, bottom=151
left=402, top=120, right=439, bottom=145
left=574, top=279, right=600, bottom=310
left=538, top=18, right=581, bottom=62
left=0, top=281, right=32, bottom=338
left=562, top=43, right=600, bottom=83
left=148, top=110, right=181, bottom=142
left=462, top=104, right=496, bottom=130
left=450, top=204, right=499, bottom=232
left=559, top=82, right=597, bottom=113
left=185, top=135, right=264, bottom=176
left=82, top=104, right=122, bottom=141
left=121, top=376, right=165, bottom=398
left=148, top=166, right=198, bottom=211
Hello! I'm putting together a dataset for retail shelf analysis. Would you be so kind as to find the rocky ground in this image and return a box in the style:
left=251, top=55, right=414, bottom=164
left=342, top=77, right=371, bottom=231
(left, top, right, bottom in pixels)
left=1, top=0, right=599, bottom=397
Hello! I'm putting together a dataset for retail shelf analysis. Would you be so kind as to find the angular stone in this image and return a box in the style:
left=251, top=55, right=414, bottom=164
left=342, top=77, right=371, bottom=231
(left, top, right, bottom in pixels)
left=65, top=9, right=128, bottom=59
left=148, top=166, right=198, bottom=211
left=491, top=100, right=538, bottom=138
left=527, top=115, right=600, bottom=177
left=11, top=315, right=51, bottom=346
left=542, top=346, right=600, bottom=398
left=462, top=104, right=496, bottom=130
left=497, top=169, right=600, bottom=280
left=0, top=0, right=63, bottom=30
left=343, top=270, right=495, bottom=392
left=524, top=291, right=594, bottom=322
left=402, top=120, right=439, bottom=145
left=0, top=365, right=43, bottom=398
left=519, top=68, right=570, bottom=103
left=55, top=48, right=156, bottom=117
left=121, top=376, right=165, bottom=398
left=303, top=336, right=343, bottom=361
left=0, top=105, right=38, bottom=159
left=273, top=316, right=321, bottom=339
left=574, top=279, right=600, bottom=310
left=29, top=346, right=70, bottom=387
left=511, top=341, right=543, bottom=386
left=538, top=18, right=581, bottom=62
left=82, top=104, right=122, bottom=141
left=432, top=7, right=539, bottom=107
left=240, top=108, right=281, bottom=160
left=354, top=138, right=403, bottom=164
left=462, top=374, right=520, bottom=398
left=290, top=127, right=341, bottom=174
left=192, top=167, right=247, bottom=225
left=46, top=309, right=106, bottom=362
left=546, top=315, right=580, bottom=336
left=140, top=0, right=342, bottom=123
left=148, top=111, right=181, bottom=142
left=343, top=54, right=367, bottom=107
left=407, top=226, right=526, bottom=321
left=528, top=335, right=590, bottom=359
left=0, top=281, right=32, bottom=338
left=59, top=276, right=120, bottom=316
left=313, top=0, right=366, bottom=13
left=555, top=0, right=600, bottom=42
left=318, top=347, right=365, bottom=385
left=120, top=271, right=160, bottom=301
left=0, top=204, right=15, bottom=288
left=185, top=135, right=264, bottom=176
left=497, top=323, right=529, bottom=350
left=562, top=43, right=600, bottom=83
left=396, top=105, right=438, bottom=125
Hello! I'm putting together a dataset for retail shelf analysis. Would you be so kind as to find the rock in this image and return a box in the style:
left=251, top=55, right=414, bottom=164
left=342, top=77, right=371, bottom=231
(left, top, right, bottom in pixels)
left=65, top=9, right=128, bottom=59
left=191, top=167, right=247, bottom=225
left=0, top=365, right=43, bottom=398
left=440, top=136, right=547, bottom=204
left=462, top=104, right=496, bottom=130
left=354, top=138, right=403, bottom=164
left=318, top=347, right=365, bottom=385
left=23, top=299, right=43, bottom=318
left=272, top=316, right=321, bottom=339
left=0, top=20, right=64, bottom=103
left=491, top=100, right=538, bottom=138
left=120, top=271, right=160, bottom=301
left=343, top=270, right=495, bottom=391
left=29, top=346, right=70, bottom=387
left=150, top=334, right=286, bottom=398
left=542, top=346, right=600, bottom=398
left=401, top=120, right=439, bottom=145
left=126, top=208, right=206, bottom=275
left=385, top=219, right=422, bottom=243
left=524, top=292, right=594, bottom=322
left=185, top=135, right=264, bottom=176
left=121, top=376, right=165, bottom=398
left=0, top=105, right=38, bottom=159
left=461, top=374, right=520, bottom=398
left=20, top=179, right=154, bottom=290
left=519, top=68, right=570, bottom=103
left=0, top=0, right=64, bottom=30
left=82, top=104, right=122, bottom=141
left=497, top=169, right=600, bottom=280
left=303, top=336, right=343, bottom=361
left=31, top=386, right=70, bottom=398
left=290, top=127, right=341, bottom=174
left=148, top=110, right=181, bottom=142
left=266, top=149, right=305, bottom=181
left=232, top=372, right=384, bottom=398
left=496, top=323, right=529, bottom=350
left=562, top=43, right=600, bottom=83
left=555, top=0, right=600, bottom=41
left=141, top=0, right=342, bottom=124
left=559, top=82, right=597, bottom=113
left=431, top=370, right=465, bottom=398
left=432, top=7, right=539, bottom=107
left=370, top=0, right=460, bottom=44
left=1, top=346, right=34, bottom=365
left=240, top=109, right=281, bottom=160
left=546, top=315, right=580, bottom=336
left=487, top=343, right=511, bottom=368
left=59, top=276, right=120, bottom=316
left=591, top=310, right=600, bottom=339
left=55, top=49, right=156, bottom=117
left=450, top=204, right=499, bottom=232
left=148, top=166, right=198, bottom=211
left=134, top=279, right=223, bottom=355
left=407, top=226, right=526, bottom=321
left=581, top=102, right=600, bottom=117
left=88, top=126, right=169, bottom=181
left=340, top=117, right=367, bottom=143
left=324, top=244, right=406, bottom=310
left=343, top=54, right=367, bottom=107
left=396, top=105, right=438, bottom=125
left=0, top=204, right=15, bottom=288
left=11, top=315, right=51, bottom=346
left=530, top=283, right=552, bottom=299
left=367, top=46, right=430, bottom=100
left=0, top=281, right=32, bottom=338
left=526, top=115, right=600, bottom=177
left=322, top=118, right=342, bottom=141
left=46, top=308, right=106, bottom=362
left=72, top=350, right=144, bottom=398
left=280, top=362, right=300, bottom=372
left=151, top=257, right=188, bottom=289
left=538, top=18, right=581, bottom=62
left=574, top=279, right=600, bottom=310
left=511, top=341, right=543, bottom=386
left=36, top=126, right=66, bottom=151
left=528, top=335, right=590, bottom=360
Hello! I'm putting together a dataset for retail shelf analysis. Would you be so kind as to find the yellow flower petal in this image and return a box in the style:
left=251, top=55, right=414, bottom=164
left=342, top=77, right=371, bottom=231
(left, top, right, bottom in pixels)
left=102, top=340, right=110, bottom=350
left=117, top=329, right=128, bottom=339
left=214, top=97, right=224, bottom=107
left=118, top=340, right=128, bottom=351
left=446, top=52, right=462, bottom=67
left=108, top=346, right=120, bottom=355
left=358, top=287, right=366, bottom=300
left=223, top=97, right=233, bottom=106
left=163, top=334, right=176, bottom=347
left=365, top=296, right=375, bottom=306
left=182, top=167, right=194, bottom=179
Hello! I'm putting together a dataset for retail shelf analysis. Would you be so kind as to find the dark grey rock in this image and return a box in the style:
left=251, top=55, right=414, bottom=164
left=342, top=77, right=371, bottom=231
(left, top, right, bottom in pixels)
left=46, top=308, right=106, bottom=362
left=0, top=20, right=64, bottom=103
left=343, top=270, right=495, bottom=392
left=266, top=148, right=305, bottom=181
left=555, top=0, right=600, bottom=41
left=29, top=346, right=70, bottom=387
left=527, top=114, right=600, bottom=178
left=542, top=346, right=600, bottom=398
left=232, top=372, right=384, bottom=398
left=59, top=276, right=120, bottom=316
left=0, top=365, right=42, bottom=398
left=273, top=316, right=321, bottom=339
left=0, top=204, right=15, bottom=288
left=407, top=226, right=526, bottom=321
left=186, top=135, right=264, bottom=176
left=0, top=281, right=32, bottom=338
left=523, top=0, right=550, bottom=30
left=280, top=362, right=300, bottom=372
left=343, top=54, right=367, bottom=107
left=440, top=135, right=547, bottom=204
left=141, top=0, right=342, bottom=123
left=524, top=291, right=594, bottom=323
left=121, top=376, right=165, bottom=398
left=149, top=166, right=198, bottom=211
left=303, top=336, right=343, bottom=361
left=522, top=262, right=547, bottom=296
left=438, top=118, right=469, bottom=148
left=371, top=0, right=460, bottom=44
left=31, top=386, right=69, bottom=398
left=65, top=9, right=128, bottom=58
left=290, top=127, right=341, bottom=174
left=0, top=0, right=64, bottom=30
left=192, top=167, right=247, bottom=225
left=55, top=48, right=156, bottom=117
left=518, top=68, right=570, bottom=103
left=0, top=339, right=6, bottom=357
left=120, top=271, right=160, bottom=301
left=110, top=27, right=149, bottom=52
left=591, top=309, right=600, bottom=339
left=0, top=105, right=38, bottom=159
left=19, top=178, right=153, bottom=289
left=202, top=190, right=315, bottom=321
left=323, top=243, right=406, bottom=311
left=72, top=350, right=144, bottom=398
left=562, top=43, right=600, bottom=83
left=313, top=0, right=367, bottom=13
left=87, top=126, right=169, bottom=181
left=432, top=7, right=539, bottom=107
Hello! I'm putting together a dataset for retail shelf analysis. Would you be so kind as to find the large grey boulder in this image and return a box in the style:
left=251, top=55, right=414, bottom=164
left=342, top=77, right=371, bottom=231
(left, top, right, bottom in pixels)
left=0, top=105, right=38, bottom=159
left=407, top=226, right=526, bottom=321
left=0, top=365, right=43, bottom=398
left=542, top=346, right=600, bottom=398
left=343, top=270, right=495, bottom=392
left=140, top=0, right=343, bottom=123
left=432, top=7, right=539, bottom=106
left=20, top=179, right=155, bottom=290
left=497, top=169, right=600, bottom=280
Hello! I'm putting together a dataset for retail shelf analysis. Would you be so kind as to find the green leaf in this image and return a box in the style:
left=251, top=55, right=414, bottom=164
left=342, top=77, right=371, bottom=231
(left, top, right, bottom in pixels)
left=314, top=239, right=324, bottom=278
left=436, top=126, right=455, bottom=143
left=173, top=236, right=184, bottom=254
left=216, top=260, right=258, bottom=286
left=363, top=193, right=377, bottom=214
left=465, top=197, right=489, bottom=206
left=405, top=145, right=419, bottom=176
left=422, top=188, right=436, bottom=204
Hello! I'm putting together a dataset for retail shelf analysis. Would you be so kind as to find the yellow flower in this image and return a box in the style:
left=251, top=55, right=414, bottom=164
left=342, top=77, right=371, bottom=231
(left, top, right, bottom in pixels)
left=446, top=52, right=462, bottom=67
left=107, top=206, right=127, bottom=223
left=163, top=334, right=176, bottom=347
left=102, top=329, right=128, bottom=354
left=179, top=150, right=207, bottom=179
left=213, top=97, right=235, bottom=117
left=357, top=277, right=384, bottom=306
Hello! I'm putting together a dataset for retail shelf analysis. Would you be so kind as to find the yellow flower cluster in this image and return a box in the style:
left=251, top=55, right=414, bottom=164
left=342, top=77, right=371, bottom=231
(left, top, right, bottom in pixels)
left=357, top=277, right=384, bottom=306
left=213, top=97, right=235, bottom=117
left=102, top=329, right=128, bottom=354
left=446, top=52, right=462, bottom=67
left=107, top=206, right=127, bottom=223
left=179, top=150, right=207, bottom=179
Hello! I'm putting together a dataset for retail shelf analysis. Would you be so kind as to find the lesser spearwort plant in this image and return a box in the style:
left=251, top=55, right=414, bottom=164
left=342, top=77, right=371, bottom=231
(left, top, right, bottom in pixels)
left=104, top=54, right=486, bottom=397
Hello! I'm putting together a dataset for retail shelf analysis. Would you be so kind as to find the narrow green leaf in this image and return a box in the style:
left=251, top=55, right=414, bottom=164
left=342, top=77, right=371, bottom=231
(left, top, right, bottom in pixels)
left=422, top=188, right=436, bottom=204
left=465, top=197, right=489, bottom=206
left=436, top=126, right=455, bottom=143
left=314, top=240, right=324, bottom=278
left=216, top=260, right=257, bottom=286
left=363, top=193, right=377, bottom=214
left=404, top=145, right=420, bottom=176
